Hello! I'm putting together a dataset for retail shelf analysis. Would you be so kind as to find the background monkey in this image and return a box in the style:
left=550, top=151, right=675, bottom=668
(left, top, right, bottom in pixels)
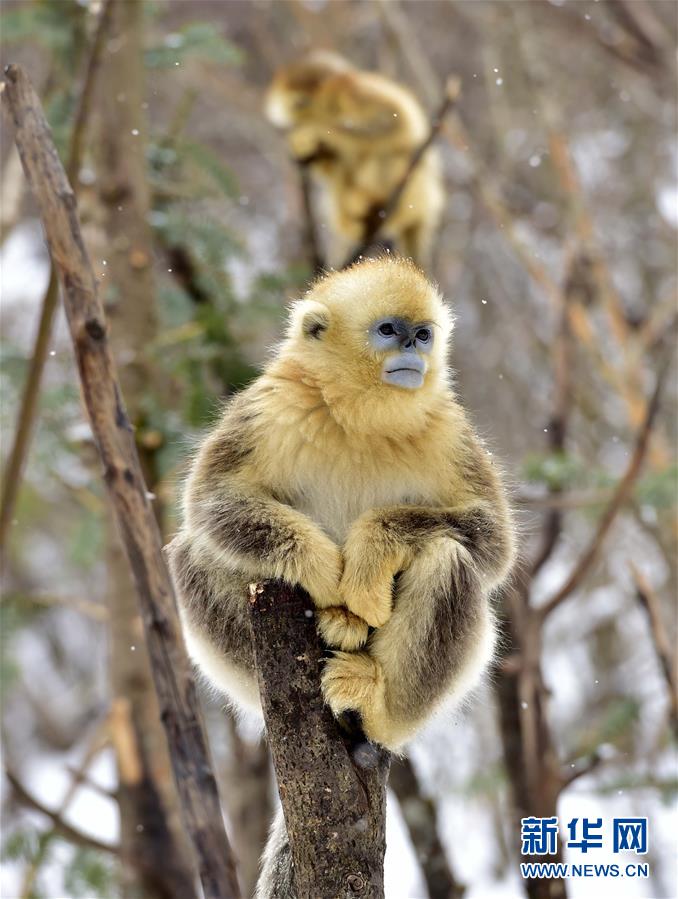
left=265, top=51, right=445, bottom=269
left=167, top=256, right=515, bottom=896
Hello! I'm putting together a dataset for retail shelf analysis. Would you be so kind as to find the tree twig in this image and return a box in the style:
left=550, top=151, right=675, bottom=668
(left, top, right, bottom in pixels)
left=2, top=63, right=241, bottom=899
left=0, top=591, right=109, bottom=621
left=248, top=581, right=390, bottom=899
left=18, top=722, right=110, bottom=897
left=298, top=162, right=324, bottom=276
left=6, top=768, right=118, bottom=857
left=630, top=562, right=678, bottom=734
left=343, top=76, right=460, bottom=268
left=0, top=0, right=113, bottom=556
left=560, top=751, right=604, bottom=790
left=529, top=246, right=579, bottom=578
left=539, top=355, right=671, bottom=619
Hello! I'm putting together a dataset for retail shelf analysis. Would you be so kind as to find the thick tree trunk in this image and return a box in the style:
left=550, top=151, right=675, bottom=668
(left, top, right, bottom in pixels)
left=248, top=581, right=390, bottom=899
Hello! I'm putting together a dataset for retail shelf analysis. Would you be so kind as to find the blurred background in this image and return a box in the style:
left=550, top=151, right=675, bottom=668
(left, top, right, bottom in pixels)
left=0, top=1, right=676, bottom=897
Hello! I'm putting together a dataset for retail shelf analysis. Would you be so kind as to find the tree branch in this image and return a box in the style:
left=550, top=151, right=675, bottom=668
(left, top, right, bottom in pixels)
left=298, top=162, right=325, bottom=276
left=5, top=769, right=118, bottom=857
left=389, top=756, right=464, bottom=899
left=540, top=355, right=671, bottom=619
left=0, top=0, right=113, bottom=556
left=630, top=562, right=678, bottom=735
left=2, top=64, right=240, bottom=899
left=248, top=581, right=390, bottom=899
left=529, top=246, right=580, bottom=579
left=342, top=77, right=460, bottom=268
left=560, top=751, right=604, bottom=790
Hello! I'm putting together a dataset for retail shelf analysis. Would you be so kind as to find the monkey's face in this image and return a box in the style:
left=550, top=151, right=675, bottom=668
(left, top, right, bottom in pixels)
left=368, top=317, right=434, bottom=389
left=265, top=52, right=353, bottom=129
left=265, top=83, right=314, bottom=128
left=284, top=259, right=452, bottom=435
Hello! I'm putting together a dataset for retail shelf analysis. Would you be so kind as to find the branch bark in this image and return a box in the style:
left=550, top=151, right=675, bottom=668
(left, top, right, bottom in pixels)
left=2, top=63, right=240, bottom=899
left=248, top=581, right=390, bottom=899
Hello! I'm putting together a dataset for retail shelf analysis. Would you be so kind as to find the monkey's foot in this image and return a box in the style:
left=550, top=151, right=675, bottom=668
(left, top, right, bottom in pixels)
left=317, top=607, right=370, bottom=651
left=321, top=651, right=382, bottom=717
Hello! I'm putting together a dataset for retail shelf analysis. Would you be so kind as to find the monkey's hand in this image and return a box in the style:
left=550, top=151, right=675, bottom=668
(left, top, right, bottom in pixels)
left=288, top=125, right=322, bottom=162
left=317, top=607, right=370, bottom=651
left=338, top=513, right=412, bottom=628
left=292, top=531, right=344, bottom=610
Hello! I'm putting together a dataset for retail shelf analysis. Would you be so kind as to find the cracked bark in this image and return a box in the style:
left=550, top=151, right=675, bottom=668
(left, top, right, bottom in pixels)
left=248, top=581, right=390, bottom=899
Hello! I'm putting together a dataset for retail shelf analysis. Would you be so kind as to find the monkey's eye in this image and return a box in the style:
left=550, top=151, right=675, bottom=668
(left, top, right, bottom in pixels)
left=378, top=323, right=396, bottom=337
left=416, top=328, right=431, bottom=343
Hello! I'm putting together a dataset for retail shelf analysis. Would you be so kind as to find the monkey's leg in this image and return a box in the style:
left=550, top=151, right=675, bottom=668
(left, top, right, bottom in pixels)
left=323, top=538, right=495, bottom=750
left=167, top=537, right=262, bottom=713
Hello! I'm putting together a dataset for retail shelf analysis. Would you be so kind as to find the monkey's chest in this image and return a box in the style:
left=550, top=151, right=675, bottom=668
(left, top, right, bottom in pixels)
left=288, top=460, right=433, bottom=543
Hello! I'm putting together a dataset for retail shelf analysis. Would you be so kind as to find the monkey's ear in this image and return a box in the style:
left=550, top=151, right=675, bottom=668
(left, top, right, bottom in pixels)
left=299, top=302, right=331, bottom=340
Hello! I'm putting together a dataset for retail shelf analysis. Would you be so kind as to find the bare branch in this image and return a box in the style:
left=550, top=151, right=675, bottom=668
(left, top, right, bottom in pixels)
left=0, top=0, right=113, bottom=556
left=389, top=756, right=464, bottom=899
left=529, top=247, right=579, bottom=578
left=298, top=162, right=325, bottom=276
left=2, top=64, right=240, bottom=899
left=630, top=562, right=678, bottom=734
left=540, top=356, right=671, bottom=619
left=248, top=581, right=390, bottom=899
left=516, top=489, right=616, bottom=510
left=343, top=77, right=460, bottom=268
left=17, top=723, right=110, bottom=897
left=375, top=0, right=440, bottom=109
left=561, top=751, right=604, bottom=790
left=6, top=769, right=118, bottom=857
left=1, top=591, right=109, bottom=621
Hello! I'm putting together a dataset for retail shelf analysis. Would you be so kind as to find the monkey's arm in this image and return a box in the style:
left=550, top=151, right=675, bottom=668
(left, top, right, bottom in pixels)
left=322, top=441, right=514, bottom=749
left=184, top=423, right=343, bottom=609
left=287, top=124, right=332, bottom=164
left=339, top=442, right=514, bottom=627
left=340, top=501, right=512, bottom=627
left=327, top=79, right=420, bottom=147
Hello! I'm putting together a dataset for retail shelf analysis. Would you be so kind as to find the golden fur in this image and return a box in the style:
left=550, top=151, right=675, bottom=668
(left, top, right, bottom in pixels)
left=265, top=52, right=445, bottom=267
left=168, top=256, right=515, bottom=757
